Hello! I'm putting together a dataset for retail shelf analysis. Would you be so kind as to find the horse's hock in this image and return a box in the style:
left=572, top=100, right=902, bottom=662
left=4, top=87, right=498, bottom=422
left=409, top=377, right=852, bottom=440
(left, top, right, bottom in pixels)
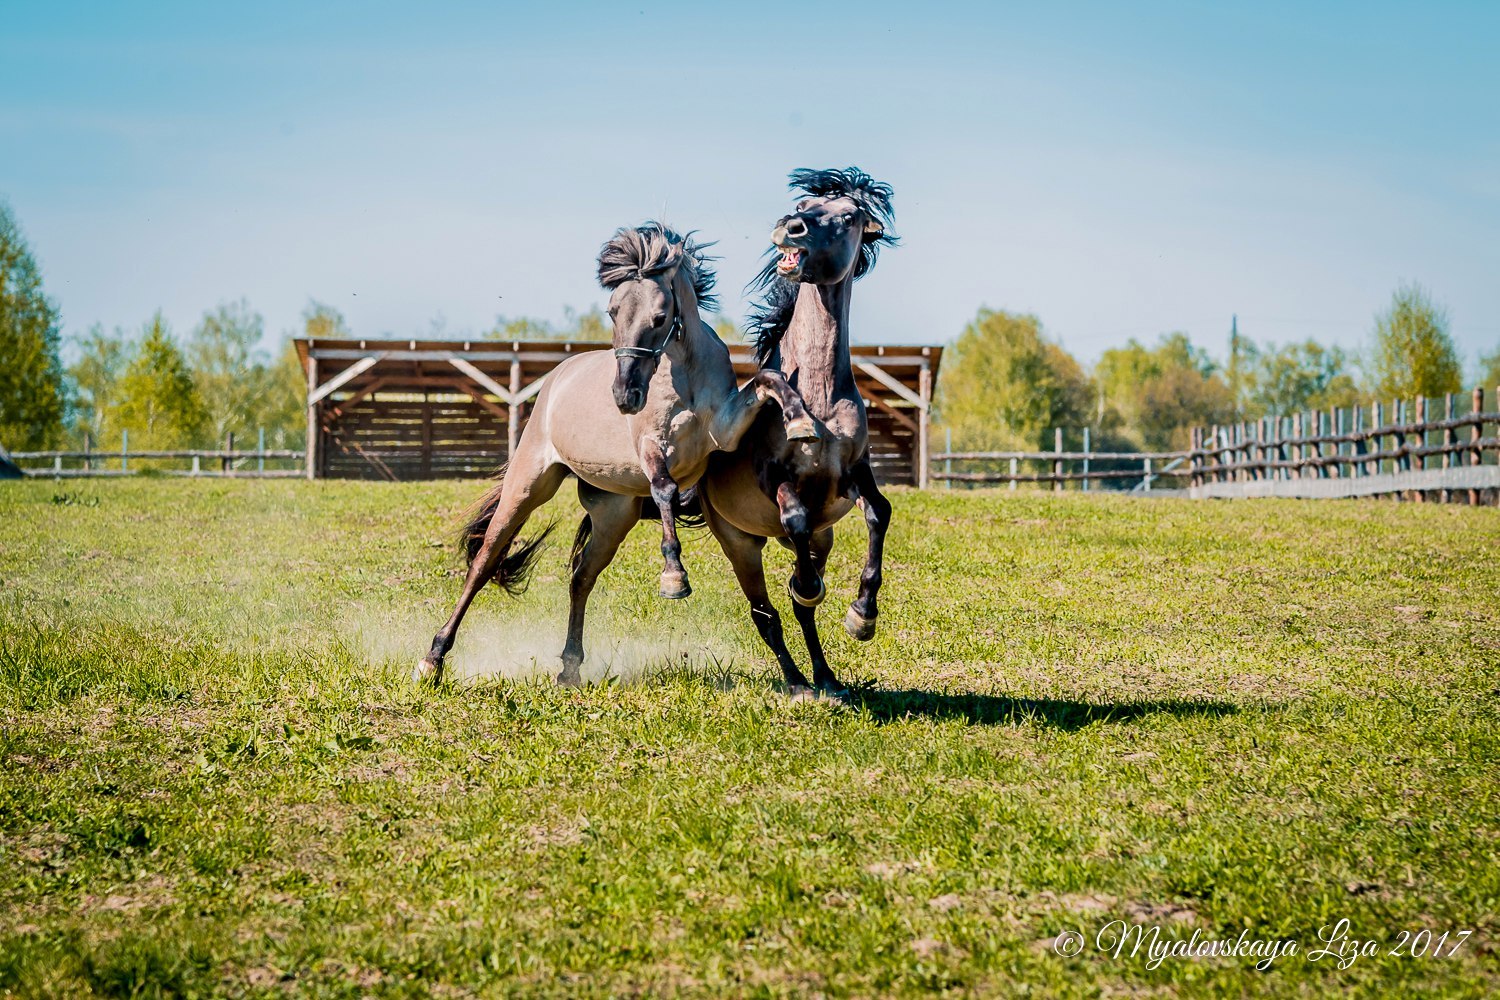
left=294, top=338, right=940, bottom=485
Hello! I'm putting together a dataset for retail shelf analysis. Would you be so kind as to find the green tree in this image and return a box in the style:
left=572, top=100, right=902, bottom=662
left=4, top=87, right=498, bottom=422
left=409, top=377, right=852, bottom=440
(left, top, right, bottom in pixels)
left=1475, top=347, right=1500, bottom=393
left=254, top=340, right=308, bottom=449
left=1096, top=333, right=1235, bottom=450
left=484, top=305, right=611, bottom=343
left=0, top=201, right=65, bottom=449
left=110, top=313, right=208, bottom=449
left=936, top=309, right=1093, bottom=451
left=303, top=300, right=351, bottom=340
left=67, top=324, right=131, bottom=445
left=1370, top=283, right=1461, bottom=400
left=1246, top=340, right=1364, bottom=417
left=189, top=299, right=267, bottom=442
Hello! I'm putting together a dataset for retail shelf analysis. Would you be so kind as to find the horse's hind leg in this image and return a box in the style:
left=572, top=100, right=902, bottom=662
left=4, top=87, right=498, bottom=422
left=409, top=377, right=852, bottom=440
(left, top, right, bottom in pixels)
left=559, top=489, right=638, bottom=686
left=640, top=444, right=690, bottom=600
left=414, top=447, right=569, bottom=686
left=844, top=459, right=891, bottom=642
left=702, top=501, right=812, bottom=695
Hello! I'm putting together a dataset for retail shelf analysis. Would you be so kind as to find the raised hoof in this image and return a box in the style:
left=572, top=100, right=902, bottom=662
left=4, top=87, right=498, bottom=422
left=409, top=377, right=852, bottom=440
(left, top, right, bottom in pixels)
left=412, top=657, right=444, bottom=686
left=659, top=573, right=692, bottom=600
left=785, top=415, right=819, bottom=441
left=844, top=607, right=877, bottom=642
left=787, top=575, right=826, bottom=608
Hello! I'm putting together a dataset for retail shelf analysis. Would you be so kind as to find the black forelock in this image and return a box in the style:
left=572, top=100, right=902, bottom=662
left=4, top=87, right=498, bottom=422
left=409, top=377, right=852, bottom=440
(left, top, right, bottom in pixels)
left=596, top=222, right=719, bottom=312
left=787, top=166, right=896, bottom=236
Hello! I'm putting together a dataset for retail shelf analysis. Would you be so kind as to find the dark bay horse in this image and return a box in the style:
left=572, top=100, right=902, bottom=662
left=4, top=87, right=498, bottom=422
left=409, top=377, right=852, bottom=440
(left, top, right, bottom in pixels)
left=413, top=224, right=815, bottom=686
left=699, top=167, right=899, bottom=697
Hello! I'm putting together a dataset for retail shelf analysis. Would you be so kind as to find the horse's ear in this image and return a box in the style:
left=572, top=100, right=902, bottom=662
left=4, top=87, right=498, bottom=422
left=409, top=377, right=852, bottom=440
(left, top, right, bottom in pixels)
left=861, top=215, right=885, bottom=243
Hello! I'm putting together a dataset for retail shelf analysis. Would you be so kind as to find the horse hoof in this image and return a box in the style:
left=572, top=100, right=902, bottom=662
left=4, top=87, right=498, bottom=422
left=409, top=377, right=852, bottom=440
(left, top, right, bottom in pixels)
left=785, top=415, right=818, bottom=441
left=787, top=684, right=818, bottom=702
left=412, top=658, right=444, bottom=686
left=844, top=608, right=877, bottom=642
left=555, top=668, right=582, bottom=688
left=787, top=575, right=826, bottom=607
left=659, top=574, right=692, bottom=600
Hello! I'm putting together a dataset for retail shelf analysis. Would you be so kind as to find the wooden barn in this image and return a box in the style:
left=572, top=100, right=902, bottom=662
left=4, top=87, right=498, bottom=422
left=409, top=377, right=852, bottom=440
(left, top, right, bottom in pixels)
left=294, top=338, right=940, bottom=486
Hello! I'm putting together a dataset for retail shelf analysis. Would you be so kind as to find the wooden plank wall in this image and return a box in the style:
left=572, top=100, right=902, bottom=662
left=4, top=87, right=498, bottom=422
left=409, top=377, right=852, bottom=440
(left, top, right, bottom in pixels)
left=321, top=393, right=507, bottom=481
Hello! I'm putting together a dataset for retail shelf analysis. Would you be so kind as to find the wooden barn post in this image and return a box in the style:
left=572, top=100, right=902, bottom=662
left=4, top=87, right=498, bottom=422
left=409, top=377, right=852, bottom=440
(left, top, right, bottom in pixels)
left=917, top=360, right=932, bottom=489
left=508, top=355, right=522, bottom=460
left=304, top=354, right=319, bottom=480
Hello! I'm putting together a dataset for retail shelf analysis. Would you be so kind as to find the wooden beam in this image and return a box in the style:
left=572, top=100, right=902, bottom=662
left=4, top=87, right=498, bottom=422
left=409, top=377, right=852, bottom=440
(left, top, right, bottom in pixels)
left=447, top=357, right=513, bottom=403
left=864, top=393, right=918, bottom=434
left=326, top=378, right=389, bottom=421
left=308, top=354, right=385, bottom=405
left=514, top=374, right=547, bottom=406
left=448, top=380, right=509, bottom=421
left=855, top=361, right=926, bottom=410
left=305, top=356, right=319, bottom=479
left=918, top=362, right=932, bottom=489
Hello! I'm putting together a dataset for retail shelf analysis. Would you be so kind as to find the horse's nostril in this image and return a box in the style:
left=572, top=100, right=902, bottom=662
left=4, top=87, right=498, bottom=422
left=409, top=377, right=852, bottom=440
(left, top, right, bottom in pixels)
left=784, top=217, right=808, bottom=238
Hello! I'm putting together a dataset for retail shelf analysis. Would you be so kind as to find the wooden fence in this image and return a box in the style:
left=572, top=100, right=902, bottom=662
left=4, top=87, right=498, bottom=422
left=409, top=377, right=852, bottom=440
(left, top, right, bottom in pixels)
left=931, top=387, right=1500, bottom=504
left=1189, top=387, right=1498, bottom=502
left=8, top=431, right=303, bottom=478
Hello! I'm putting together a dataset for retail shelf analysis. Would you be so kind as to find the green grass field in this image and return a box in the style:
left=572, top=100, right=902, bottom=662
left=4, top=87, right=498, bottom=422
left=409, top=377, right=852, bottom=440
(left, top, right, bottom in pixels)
left=2, top=479, right=1497, bottom=998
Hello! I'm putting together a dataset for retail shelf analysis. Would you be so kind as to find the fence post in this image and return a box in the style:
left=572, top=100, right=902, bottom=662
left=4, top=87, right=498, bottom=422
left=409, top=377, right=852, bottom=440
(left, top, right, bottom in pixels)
left=1441, top=393, right=1455, bottom=503
left=1351, top=405, right=1363, bottom=478
left=1370, top=401, right=1382, bottom=479
left=258, top=428, right=266, bottom=474
left=944, top=427, right=951, bottom=490
left=1009, top=456, right=1017, bottom=492
left=121, top=429, right=128, bottom=473
left=54, top=454, right=62, bottom=474
left=1331, top=408, right=1343, bottom=478
left=1143, top=456, right=1153, bottom=492
left=1082, top=426, right=1090, bottom=493
left=1190, top=427, right=1201, bottom=490
left=223, top=431, right=233, bottom=475
left=192, top=454, right=200, bottom=476
left=1414, top=397, right=1426, bottom=502
left=1290, top=415, right=1302, bottom=480
left=1053, top=428, right=1063, bottom=493
left=83, top=431, right=92, bottom=473
left=1471, top=388, right=1484, bottom=505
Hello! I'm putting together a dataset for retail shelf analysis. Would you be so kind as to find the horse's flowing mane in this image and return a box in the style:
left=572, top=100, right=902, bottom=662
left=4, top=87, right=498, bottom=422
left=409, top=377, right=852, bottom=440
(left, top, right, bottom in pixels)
left=747, top=167, right=898, bottom=365
left=597, top=222, right=719, bottom=313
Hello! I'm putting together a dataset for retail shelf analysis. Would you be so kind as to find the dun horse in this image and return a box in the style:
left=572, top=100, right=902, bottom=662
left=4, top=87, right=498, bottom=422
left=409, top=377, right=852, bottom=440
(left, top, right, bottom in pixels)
left=414, top=224, right=815, bottom=686
left=699, top=167, right=899, bottom=697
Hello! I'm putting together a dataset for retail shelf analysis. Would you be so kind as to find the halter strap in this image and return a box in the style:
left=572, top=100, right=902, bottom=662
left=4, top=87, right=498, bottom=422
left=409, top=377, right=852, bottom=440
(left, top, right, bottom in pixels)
left=613, top=313, right=684, bottom=360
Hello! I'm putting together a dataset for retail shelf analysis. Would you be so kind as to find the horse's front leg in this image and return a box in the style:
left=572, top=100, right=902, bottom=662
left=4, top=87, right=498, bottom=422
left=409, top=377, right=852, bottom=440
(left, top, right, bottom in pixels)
left=844, top=459, right=892, bottom=642
left=709, top=372, right=818, bottom=450
left=640, top=442, right=690, bottom=599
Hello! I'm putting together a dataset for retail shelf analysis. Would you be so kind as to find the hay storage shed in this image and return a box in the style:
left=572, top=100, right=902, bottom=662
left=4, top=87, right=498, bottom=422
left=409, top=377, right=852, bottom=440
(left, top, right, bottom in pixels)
left=294, top=338, right=940, bottom=486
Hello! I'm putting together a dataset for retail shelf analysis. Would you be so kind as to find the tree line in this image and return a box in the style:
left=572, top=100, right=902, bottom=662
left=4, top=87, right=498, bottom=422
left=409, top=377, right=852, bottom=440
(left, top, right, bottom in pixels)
left=936, top=288, right=1499, bottom=454
left=3, top=197, right=1497, bottom=456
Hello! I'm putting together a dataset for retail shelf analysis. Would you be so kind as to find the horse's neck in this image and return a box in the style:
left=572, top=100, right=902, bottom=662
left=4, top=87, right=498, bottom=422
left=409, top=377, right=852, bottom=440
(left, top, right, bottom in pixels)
left=667, top=269, right=733, bottom=399
left=779, top=280, right=854, bottom=418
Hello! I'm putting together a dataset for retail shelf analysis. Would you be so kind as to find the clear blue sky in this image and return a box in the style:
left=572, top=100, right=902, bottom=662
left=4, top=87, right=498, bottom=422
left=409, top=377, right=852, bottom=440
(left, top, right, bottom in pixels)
left=3, top=1, right=1497, bottom=371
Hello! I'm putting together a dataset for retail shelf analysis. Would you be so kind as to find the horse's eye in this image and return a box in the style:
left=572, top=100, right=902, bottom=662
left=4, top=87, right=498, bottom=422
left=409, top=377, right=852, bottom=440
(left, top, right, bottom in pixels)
left=653, top=314, right=667, bottom=328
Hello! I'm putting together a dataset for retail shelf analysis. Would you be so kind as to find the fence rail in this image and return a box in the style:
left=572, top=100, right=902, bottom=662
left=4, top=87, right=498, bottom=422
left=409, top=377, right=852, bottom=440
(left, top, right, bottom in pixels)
left=931, top=387, right=1500, bottom=504
left=7, top=431, right=305, bottom=479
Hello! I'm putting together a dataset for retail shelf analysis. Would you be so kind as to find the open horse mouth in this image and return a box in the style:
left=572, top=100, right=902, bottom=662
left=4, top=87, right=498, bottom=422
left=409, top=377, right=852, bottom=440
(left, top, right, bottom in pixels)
left=775, top=248, right=803, bottom=277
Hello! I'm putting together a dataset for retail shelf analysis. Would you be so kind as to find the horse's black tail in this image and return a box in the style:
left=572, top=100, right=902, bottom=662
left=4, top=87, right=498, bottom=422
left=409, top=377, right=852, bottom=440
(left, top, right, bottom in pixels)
left=459, top=466, right=555, bottom=596
left=636, top=487, right=707, bottom=529
left=570, top=513, right=593, bottom=575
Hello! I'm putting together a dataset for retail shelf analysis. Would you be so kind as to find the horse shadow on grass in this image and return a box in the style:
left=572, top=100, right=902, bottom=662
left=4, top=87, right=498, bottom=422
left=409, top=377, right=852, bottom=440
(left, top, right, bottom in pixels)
left=845, top=685, right=1239, bottom=730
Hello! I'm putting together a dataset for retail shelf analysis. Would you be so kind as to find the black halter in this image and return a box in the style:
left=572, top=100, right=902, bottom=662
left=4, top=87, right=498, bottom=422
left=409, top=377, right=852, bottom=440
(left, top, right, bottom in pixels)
left=613, top=312, right=684, bottom=360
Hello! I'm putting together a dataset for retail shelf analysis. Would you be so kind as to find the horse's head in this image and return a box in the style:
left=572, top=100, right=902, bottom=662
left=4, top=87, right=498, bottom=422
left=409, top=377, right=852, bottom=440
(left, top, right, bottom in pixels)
left=769, top=167, right=897, bottom=286
left=596, top=223, right=718, bottom=414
